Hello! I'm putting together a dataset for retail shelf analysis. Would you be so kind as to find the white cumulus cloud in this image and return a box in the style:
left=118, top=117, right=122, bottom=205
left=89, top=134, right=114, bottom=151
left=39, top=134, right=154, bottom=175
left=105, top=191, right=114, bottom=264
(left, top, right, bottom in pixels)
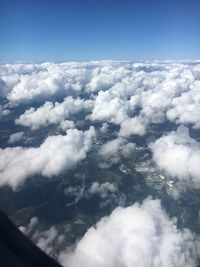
left=166, top=81, right=200, bottom=129
left=118, top=117, right=146, bottom=137
left=16, top=97, right=93, bottom=130
left=0, top=127, right=95, bottom=190
left=90, top=90, right=129, bottom=125
left=150, top=125, right=200, bottom=191
left=59, top=198, right=200, bottom=267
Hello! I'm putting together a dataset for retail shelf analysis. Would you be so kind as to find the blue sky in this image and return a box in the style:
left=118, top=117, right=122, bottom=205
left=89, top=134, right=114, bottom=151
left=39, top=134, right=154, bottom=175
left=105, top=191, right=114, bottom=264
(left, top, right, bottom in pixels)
left=0, top=0, right=200, bottom=62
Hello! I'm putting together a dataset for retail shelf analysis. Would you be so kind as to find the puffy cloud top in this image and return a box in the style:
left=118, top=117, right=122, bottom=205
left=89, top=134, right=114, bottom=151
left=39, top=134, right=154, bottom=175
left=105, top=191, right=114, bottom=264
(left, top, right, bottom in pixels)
left=59, top=198, right=200, bottom=267
left=150, top=125, right=200, bottom=190
left=166, top=81, right=200, bottom=129
left=90, top=90, right=128, bottom=125
left=0, top=127, right=95, bottom=190
left=1, top=61, right=200, bottom=132
left=118, top=117, right=146, bottom=137
left=16, top=97, right=93, bottom=130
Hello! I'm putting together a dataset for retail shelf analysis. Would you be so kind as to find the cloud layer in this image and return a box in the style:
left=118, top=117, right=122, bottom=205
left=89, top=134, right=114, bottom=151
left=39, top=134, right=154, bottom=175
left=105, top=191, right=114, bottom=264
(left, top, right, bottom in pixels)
left=2, top=61, right=200, bottom=132
left=1, top=61, right=200, bottom=266
left=1, top=61, right=200, bottom=194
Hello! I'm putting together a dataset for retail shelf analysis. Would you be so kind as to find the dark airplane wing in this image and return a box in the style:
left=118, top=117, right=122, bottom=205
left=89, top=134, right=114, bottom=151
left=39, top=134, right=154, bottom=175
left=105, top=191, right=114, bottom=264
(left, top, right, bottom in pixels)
left=0, top=209, right=62, bottom=267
